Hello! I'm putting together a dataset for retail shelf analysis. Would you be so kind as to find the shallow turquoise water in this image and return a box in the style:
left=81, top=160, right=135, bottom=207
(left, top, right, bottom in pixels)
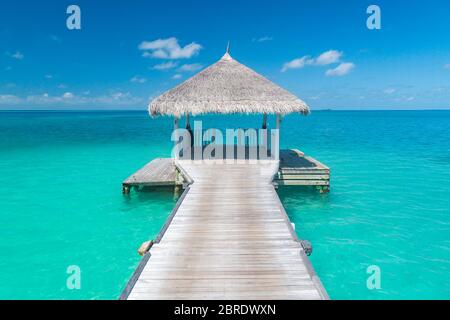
left=0, top=110, right=449, bottom=299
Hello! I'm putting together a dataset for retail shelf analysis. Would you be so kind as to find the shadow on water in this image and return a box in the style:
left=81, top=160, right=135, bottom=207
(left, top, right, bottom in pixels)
left=277, top=185, right=331, bottom=205
left=123, top=186, right=183, bottom=202
left=122, top=186, right=181, bottom=204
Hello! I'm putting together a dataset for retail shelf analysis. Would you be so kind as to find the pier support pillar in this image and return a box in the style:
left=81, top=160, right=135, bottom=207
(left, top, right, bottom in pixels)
left=122, top=184, right=131, bottom=194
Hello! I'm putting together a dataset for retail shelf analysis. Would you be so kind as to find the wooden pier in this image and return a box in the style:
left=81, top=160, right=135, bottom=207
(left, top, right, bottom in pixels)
left=120, top=49, right=331, bottom=299
left=120, top=154, right=329, bottom=300
left=122, top=149, right=330, bottom=194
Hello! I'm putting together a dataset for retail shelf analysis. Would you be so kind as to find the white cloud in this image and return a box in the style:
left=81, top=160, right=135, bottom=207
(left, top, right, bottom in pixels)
left=315, top=50, right=342, bottom=65
left=384, top=88, right=396, bottom=94
left=444, top=64, right=450, bottom=69
left=172, top=74, right=182, bottom=79
left=26, top=93, right=61, bottom=104
left=152, top=61, right=178, bottom=70
left=110, top=92, right=127, bottom=100
left=7, top=51, right=24, bottom=60
left=252, top=36, right=273, bottom=43
left=142, top=50, right=166, bottom=59
left=139, top=37, right=202, bottom=59
left=281, top=49, right=349, bottom=72
left=130, top=76, right=147, bottom=83
left=178, top=63, right=203, bottom=72
left=57, top=84, right=67, bottom=89
left=281, top=56, right=312, bottom=72
left=325, top=62, right=355, bottom=76
left=12, top=52, right=24, bottom=60
left=20, top=92, right=144, bottom=106
left=0, top=94, right=21, bottom=104
left=45, top=75, right=53, bottom=79
left=49, top=35, right=62, bottom=43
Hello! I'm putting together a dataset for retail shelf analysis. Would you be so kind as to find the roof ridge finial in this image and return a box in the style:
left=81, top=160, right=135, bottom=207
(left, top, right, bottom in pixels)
left=226, top=41, right=230, bottom=54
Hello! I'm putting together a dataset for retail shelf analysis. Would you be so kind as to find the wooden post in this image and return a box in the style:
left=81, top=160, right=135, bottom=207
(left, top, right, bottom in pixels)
left=275, top=113, right=281, bottom=159
left=122, top=184, right=131, bottom=194
left=186, top=113, right=194, bottom=149
left=186, top=113, right=191, bottom=130
left=174, top=116, right=179, bottom=159
left=276, top=114, right=281, bottom=130
left=174, top=169, right=183, bottom=196
left=138, top=240, right=154, bottom=256
left=262, top=113, right=267, bottom=129
left=174, top=116, right=179, bottom=130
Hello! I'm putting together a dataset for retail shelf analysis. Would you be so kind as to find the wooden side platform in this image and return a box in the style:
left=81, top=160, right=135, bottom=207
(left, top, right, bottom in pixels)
left=122, top=160, right=328, bottom=300
left=122, top=149, right=330, bottom=193
left=122, top=158, right=178, bottom=193
left=276, top=149, right=330, bottom=192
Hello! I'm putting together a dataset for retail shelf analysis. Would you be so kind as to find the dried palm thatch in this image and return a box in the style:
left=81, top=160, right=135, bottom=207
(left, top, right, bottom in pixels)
left=149, top=52, right=310, bottom=117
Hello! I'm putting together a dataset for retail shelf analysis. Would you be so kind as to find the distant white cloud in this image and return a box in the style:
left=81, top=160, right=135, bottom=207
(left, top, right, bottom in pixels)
left=325, top=62, right=355, bottom=77
left=152, top=61, right=178, bottom=70
left=281, top=56, right=312, bottom=72
left=139, top=37, right=202, bottom=59
left=252, top=36, right=273, bottom=43
left=45, top=74, right=53, bottom=79
left=13, top=91, right=144, bottom=107
left=282, top=49, right=350, bottom=73
left=7, top=51, right=24, bottom=60
left=315, top=50, right=343, bottom=65
left=444, top=63, right=450, bottom=69
left=384, top=88, right=396, bottom=94
left=49, top=35, right=62, bottom=43
left=130, top=76, right=147, bottom=83
left=0, top=94, right=21, bottom=104
left=3, top=82, right=16, bottom=89
left=57, top=84, right=67, bottom=89
left=172, top=74, right=182, bottom=79
left=178, top=63, right=203, bottom=72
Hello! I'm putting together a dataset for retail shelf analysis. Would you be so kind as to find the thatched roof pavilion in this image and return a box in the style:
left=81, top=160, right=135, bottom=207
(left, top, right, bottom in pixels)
left=149, top=50, right=310, bottom=117
left=149, top=48, right=310, bottom=160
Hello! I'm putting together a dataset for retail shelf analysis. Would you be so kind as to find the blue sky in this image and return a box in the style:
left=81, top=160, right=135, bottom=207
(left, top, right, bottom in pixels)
left=1, top=0, right=450, bottom=110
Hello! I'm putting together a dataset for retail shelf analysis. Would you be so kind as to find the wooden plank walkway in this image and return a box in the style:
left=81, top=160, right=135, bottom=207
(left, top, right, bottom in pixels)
left=123, top=160, right=328, bottom=300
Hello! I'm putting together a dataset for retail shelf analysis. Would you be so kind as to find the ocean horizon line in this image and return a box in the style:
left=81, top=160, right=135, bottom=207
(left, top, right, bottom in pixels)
left=1, top=108, right=450, bottom=113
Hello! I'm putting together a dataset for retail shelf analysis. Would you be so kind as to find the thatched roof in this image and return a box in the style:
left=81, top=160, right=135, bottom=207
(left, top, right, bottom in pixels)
left=149, top=52, right=310, bottom=116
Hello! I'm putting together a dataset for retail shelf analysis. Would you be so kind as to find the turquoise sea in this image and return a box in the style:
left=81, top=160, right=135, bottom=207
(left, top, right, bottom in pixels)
left=0, top=110, right=449, bottom=300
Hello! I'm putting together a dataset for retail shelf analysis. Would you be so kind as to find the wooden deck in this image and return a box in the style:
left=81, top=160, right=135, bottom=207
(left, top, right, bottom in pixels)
left=121, top=160, right=328, bottom=300
left=276, top=149, right=330, bottom=190
left=122, top=149, right=330, bottom=193
left=122, top=158, right=177, bottom=193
